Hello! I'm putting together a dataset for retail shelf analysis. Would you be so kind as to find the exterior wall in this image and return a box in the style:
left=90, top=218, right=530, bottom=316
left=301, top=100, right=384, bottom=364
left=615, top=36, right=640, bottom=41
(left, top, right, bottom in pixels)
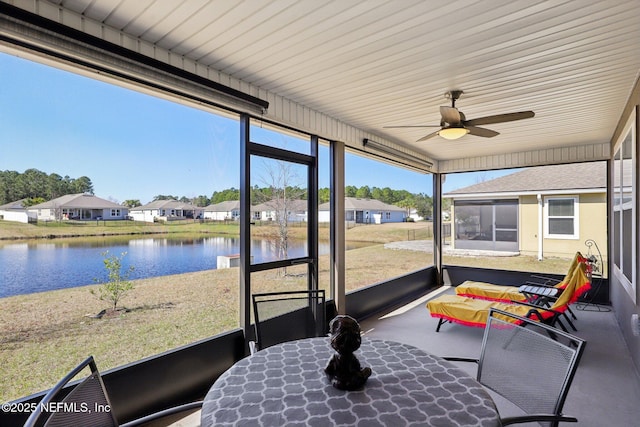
left=518, top=195, right=539, bottom=256
left=204, top=211, right=224, bottom=220
left=451, top=194, right=607, bottom=259
left=255, top=210, right=307, bottom=222
left=103, top=208, right=127, bottom=220
left=204, top=210, right=239, bottom=221
left=0, top=210, right=35, bottom=223
left=519, top=193, right=607, bottom=260
left=289, top=211, right=307, bottom=222
left=318, top=210, right=330, bottom=223
left=372, top=210, right=405, bottom=224
left=31, top=207, right=127, bottom=221
left=130, top=209, right=158, bottom=223
left=34, top=208, right=56, bottom=221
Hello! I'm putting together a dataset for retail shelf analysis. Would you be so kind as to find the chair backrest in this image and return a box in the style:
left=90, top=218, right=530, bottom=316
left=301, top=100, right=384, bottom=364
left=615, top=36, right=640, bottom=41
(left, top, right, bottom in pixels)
left=24, top=356, right=118, bottom=427
left=554, top=251, right=582, bottom=288
left=478, top=308, right=586, bottom=427
left=549, top=261, right=590, bottom=312
left=252, top=289, right=326, bottom=351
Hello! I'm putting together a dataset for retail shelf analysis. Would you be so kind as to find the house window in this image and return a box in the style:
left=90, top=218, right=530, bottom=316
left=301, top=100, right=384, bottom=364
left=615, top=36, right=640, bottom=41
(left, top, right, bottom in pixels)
left=111, top=209, right=120, bottom=217
left=545, top=196, right=578, bottom=239
left=385, top=211, right=391, bottom=219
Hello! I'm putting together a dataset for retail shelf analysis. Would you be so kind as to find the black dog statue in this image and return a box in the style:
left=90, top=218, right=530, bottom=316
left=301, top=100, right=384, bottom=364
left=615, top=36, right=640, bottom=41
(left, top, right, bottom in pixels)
left=324, top=315, right=372, bottom=390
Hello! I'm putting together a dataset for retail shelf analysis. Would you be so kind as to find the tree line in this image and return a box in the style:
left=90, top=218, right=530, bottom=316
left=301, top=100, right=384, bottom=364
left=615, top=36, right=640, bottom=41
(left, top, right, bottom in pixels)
left=0, top=169, right=94, bottom=207
left=0, top=168, right=433, bottom=218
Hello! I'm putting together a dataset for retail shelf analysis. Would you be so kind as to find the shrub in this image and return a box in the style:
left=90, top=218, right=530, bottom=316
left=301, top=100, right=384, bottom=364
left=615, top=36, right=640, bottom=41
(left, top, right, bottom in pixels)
left=92, top=251, right=135, bottom=312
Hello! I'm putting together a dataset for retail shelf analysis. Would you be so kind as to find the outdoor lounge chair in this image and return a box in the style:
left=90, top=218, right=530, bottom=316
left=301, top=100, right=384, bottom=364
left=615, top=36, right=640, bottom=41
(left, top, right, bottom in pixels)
left=443, top=307, right=586, bottom=426
left=427, top=261, right=590, bottom=332
left=23, top=355, right=203, bottom=427
left=454, top=251, right=585, bottom=303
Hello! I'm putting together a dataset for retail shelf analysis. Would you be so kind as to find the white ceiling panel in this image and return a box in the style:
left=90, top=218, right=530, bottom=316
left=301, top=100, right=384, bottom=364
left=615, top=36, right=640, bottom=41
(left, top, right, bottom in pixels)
left=28, top=0, right=640, bottom=164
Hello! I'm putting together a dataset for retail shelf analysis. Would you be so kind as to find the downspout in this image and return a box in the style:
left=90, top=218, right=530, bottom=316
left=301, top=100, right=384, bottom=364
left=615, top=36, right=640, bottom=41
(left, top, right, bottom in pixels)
left=537, top=194, right=543, bottom=260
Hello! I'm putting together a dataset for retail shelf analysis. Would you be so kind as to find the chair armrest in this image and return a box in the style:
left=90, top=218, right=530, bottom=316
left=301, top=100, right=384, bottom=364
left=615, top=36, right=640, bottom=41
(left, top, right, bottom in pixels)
left=441, top=356, right=479, bottom=364
left=509, top=300, right=562, bottom=314
left=500, top=413, right=577, bottom=425
left=529, top=274, right=559, bottom=285
left=523, top=281, right=554, bottom=288
left=120, top=401, right=203, bottom=427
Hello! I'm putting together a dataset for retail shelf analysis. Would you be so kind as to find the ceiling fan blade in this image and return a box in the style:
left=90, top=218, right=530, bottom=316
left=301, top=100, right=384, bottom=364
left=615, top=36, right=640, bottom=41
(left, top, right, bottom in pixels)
left=383, top=125, right=441, bottom=128
left=467, top=126, right=499, bottom=138
left=416, top=130, right=441, bottom=142
left=464, top=111, right=535, bottom=126
left=440, top=106, right=461, bottom=125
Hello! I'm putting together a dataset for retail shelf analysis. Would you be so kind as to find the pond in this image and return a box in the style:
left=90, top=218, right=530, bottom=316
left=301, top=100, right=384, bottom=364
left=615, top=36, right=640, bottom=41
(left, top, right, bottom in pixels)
left=0, top=235, right=367, bottom=298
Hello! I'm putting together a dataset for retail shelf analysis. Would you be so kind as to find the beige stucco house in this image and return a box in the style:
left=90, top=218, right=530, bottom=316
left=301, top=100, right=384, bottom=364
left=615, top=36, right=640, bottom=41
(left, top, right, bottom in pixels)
left=27, top=193, right=128, bottom=222
left=251, top=199, right=308, bottom=223
left=444, top=162, right=607, bottom=261
left=0, top=199, right=36, bottom=223
left=318, top=197, right=407, bottom=224
left=129, top=200, right=203, bottom=223
left=203, top=200, right=240, bottom=221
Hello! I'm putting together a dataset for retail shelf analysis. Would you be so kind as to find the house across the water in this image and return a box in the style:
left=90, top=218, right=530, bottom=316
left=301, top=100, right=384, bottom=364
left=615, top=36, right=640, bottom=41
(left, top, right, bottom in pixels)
left=129, top=200, right=203, bottom=223
left=319, top=197, right=406, bottom=224
left=27, top=193, right=128, bottom=222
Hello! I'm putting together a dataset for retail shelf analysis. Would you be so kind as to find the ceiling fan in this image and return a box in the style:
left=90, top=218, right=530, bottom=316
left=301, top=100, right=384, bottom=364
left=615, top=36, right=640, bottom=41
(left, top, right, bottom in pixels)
left=384, top=90, right=535, bottom=142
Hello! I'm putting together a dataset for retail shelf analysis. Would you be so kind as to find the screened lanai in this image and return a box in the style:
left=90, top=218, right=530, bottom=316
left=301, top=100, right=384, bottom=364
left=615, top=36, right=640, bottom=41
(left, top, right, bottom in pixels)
left=1, top=1, right=640, bottom=425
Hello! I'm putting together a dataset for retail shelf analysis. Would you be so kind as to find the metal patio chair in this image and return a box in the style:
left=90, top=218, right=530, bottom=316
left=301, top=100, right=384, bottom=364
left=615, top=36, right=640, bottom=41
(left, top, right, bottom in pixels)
left=250, top=289, right=326, bottom=354
left=23, top=356, right=202, bottom=427
left=444, top=308, right=586, bottom=427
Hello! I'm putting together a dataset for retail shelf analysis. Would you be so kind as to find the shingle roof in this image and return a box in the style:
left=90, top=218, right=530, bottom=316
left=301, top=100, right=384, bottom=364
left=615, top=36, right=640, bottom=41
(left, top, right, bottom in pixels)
left=204, top=200, right=240, bottom=212
left=318, top=197, right=404, bottom=211
left=0, top=199, right=28, bottom=210
left=445, top=162, right=606, bottom=196
left=132, top=200, right=199, bottom=210
left=28, top=193, right=123, bottom=209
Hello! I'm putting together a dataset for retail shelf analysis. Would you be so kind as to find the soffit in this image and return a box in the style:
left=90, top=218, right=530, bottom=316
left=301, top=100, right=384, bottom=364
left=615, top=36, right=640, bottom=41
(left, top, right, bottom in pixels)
left=19, top=0, right=640, bottom=166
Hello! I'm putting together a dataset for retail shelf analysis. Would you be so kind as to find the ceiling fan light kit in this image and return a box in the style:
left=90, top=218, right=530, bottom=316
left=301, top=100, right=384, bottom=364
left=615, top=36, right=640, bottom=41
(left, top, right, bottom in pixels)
left=438, top=127, right=469, bottom=140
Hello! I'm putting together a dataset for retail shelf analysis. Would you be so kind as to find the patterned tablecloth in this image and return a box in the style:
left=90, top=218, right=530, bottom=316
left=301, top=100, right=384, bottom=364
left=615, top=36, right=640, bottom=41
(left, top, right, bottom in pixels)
left=201, top=337, right=500, bottom=427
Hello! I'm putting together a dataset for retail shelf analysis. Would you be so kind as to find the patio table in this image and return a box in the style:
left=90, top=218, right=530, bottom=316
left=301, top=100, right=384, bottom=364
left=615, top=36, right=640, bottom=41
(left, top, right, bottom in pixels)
left=201, top=337, right=500, bottom=426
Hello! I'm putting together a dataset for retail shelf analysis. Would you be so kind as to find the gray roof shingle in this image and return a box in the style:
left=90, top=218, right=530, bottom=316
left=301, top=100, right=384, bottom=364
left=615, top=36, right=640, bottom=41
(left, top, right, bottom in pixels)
left=445, top=162, right=606, bottom=196
left=28, top=193, right=123, bottom=209
left=204, top=200, right=240, bottom=212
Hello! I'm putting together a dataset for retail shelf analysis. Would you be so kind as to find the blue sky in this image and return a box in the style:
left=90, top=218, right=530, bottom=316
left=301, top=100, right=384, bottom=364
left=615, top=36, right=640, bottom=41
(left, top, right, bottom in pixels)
left=0, top=52, right=512, bottom=203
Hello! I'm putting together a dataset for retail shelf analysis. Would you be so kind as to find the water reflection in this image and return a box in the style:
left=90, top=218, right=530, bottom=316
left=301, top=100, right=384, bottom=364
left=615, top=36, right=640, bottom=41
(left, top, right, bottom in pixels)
left=0, top=235, right=366, bottom=297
